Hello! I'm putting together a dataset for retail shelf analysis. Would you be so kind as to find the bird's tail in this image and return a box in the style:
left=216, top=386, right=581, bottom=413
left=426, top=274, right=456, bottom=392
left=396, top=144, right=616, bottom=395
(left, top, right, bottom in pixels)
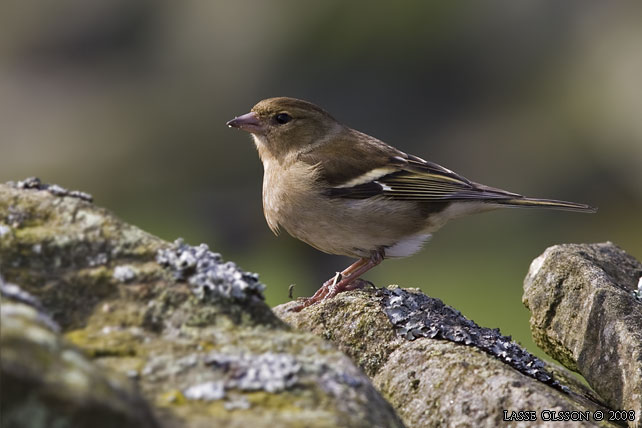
left=495, top=197, right=597, bottom=213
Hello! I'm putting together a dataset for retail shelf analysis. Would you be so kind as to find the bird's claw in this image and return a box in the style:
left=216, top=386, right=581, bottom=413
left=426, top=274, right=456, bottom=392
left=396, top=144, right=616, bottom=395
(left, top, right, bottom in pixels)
left=289, top=276, right=372, bottom=312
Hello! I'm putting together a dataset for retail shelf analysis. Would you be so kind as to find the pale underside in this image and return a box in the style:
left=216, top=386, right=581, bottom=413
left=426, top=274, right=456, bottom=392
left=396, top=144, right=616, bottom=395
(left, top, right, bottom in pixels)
left=258, top=142, right=494, bottom=259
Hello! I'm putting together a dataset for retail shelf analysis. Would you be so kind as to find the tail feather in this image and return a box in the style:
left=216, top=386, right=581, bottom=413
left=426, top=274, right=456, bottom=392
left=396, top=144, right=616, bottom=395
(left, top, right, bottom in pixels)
left=495, top=197, right=597, bottom=213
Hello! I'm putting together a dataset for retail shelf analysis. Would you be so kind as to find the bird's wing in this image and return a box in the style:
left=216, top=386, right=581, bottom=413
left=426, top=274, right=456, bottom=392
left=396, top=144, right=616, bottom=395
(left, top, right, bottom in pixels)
left=299, top=131, right=522, bottom=202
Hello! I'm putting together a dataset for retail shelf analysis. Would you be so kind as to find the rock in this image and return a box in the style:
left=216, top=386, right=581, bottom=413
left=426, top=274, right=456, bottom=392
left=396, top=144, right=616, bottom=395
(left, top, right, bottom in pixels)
left=1, top=283, right=159, bottom=428
left=4, top=178, right=636, bottom=428
left=524, top=242, right=642, bottom=422
left=274, top=287, right=616, bottom=428
left=0, top=181, right=404, bottom=428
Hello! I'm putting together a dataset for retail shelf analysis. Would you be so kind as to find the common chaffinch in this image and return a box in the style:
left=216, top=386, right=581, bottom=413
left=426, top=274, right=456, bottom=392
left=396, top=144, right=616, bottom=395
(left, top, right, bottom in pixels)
left=227, top=97, right=596, bottom=310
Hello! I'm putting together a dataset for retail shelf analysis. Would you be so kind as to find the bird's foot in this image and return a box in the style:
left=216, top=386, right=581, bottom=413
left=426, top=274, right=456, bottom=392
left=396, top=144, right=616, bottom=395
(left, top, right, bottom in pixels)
left=289, top=275, right=371, bottom=312
left=289, top=250, right=383, bottom=312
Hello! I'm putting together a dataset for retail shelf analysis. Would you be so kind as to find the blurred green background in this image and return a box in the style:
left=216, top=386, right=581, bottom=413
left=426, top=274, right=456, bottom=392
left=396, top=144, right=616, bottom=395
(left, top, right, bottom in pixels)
left=2, top=1, right=641, bottom=362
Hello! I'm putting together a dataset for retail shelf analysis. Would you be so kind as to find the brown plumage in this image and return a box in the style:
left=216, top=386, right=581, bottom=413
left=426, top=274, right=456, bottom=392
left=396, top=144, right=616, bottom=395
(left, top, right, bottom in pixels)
left=227, top=97, right=596, bottom=310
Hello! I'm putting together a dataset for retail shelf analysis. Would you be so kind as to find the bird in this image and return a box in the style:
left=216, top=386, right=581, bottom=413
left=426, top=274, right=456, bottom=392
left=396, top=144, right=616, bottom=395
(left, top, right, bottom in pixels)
left=226, top=97, right=596, bottom=311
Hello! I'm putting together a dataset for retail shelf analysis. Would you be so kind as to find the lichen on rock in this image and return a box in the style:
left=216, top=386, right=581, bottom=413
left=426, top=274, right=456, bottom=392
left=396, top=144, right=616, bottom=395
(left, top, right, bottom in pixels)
left=6, top=177, right=636, bottom=428
left=275, top=287, right=618, bottom=428
left=379, top=287, right=564, bottom=389
left=9, top=176, right=94, bottom=202
left=0, top=180, right=405, bottom=428
left=156, top=238, right=265, bottom=302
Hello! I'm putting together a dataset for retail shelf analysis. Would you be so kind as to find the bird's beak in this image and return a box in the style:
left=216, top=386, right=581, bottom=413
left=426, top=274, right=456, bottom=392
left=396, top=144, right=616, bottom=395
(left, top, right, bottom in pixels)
left=226, top=112, right=266, bottom=134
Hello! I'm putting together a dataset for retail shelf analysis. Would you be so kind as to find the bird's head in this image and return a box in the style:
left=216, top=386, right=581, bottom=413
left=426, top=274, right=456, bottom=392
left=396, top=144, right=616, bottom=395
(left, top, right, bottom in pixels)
left=227, top=97, right=341, bottom=161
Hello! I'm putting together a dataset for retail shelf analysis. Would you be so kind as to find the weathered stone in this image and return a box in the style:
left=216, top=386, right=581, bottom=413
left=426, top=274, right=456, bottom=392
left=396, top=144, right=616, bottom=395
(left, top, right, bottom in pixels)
left=524, top=242, right=642, bottom=422
left=275, top=287, right=617, bottom=428
left=1, top=284, right=159, bottom=428
left=5, top=179, right=636, bottom=428
left=379, top=287, right=563, bottom=388
left=0, top=181, right=404, bottom=428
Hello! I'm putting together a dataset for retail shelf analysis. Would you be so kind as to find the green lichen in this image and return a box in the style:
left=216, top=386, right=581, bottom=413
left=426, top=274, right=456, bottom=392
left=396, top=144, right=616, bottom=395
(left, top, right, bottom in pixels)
left=65, top=328, right=140, bottom=358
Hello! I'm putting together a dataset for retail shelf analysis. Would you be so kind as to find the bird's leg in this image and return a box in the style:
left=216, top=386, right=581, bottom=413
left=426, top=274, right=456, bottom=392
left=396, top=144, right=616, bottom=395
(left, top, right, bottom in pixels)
left=304, top=270, right=345, bottom=302
left=303, top=259, right=367, bottom=303
left=325, top=249, right=384, bottom=298
left=291, top=249, right=384, bottom=311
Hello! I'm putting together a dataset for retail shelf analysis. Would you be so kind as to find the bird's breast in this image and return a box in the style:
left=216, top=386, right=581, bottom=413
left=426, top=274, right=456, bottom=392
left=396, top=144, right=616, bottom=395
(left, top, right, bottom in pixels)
left=261, top=158, right=321, bottom=235
left=260, top=159, right=432, bottom=258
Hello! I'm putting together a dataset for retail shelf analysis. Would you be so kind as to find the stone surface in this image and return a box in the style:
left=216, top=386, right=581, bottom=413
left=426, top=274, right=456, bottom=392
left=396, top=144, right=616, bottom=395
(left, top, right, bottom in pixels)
left=4, top=179, right=638, bottom=428
left=275, top=287, right=617, bottom=428
left=1, top=282, right=159, bottom=428
left=379, top=287, right=563, bottom=388
left=524, top=242, right=642, bottom=423
left=0, top=181, right=404, bottom=428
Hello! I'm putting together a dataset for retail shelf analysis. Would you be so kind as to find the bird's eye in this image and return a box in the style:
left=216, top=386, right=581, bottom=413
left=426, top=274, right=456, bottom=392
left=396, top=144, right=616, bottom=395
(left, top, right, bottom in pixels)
left=275, top=113, right=292, bottom=125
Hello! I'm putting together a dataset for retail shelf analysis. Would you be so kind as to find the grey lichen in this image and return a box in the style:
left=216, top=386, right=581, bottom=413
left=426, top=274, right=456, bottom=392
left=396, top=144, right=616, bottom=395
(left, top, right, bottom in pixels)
left=113, top=265, right=137, bottom=283
left=182, top=352, right=301, bottom=402
left=204, top=352, right=300, bottom=393
left=156, top=238, right=265, bottom=302
left=184, top=381, right=226, bottom=401
left=378, top=287, right=566, bottom=390
left=9, top=177, right=93, bottom=202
